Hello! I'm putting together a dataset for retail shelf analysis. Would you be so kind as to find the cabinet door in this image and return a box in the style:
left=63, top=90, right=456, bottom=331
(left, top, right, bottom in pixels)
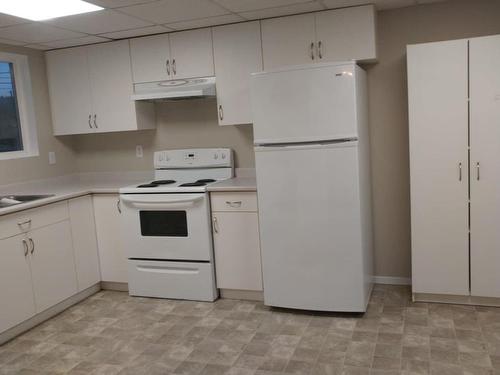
left=130, top=34, right=171, bottom=83
left=29, top=220, right=78, bottom=312
left=169, top=28, right=214, bottom=79
left=0, top=235, right=36, bottom=333
left=93, top=195, right=127, bottom=283
left=213, top=21, right=262, bottom=126
left=407, top=40, right=469, bottom=295
left=87, top=40, right=137, bottom=133
left=212, top=212, right=262, bottom=291
left=261, top=13, right=316, bottom=70
left=315, top=5, right=376, bottom=63
left=46, top=47, right=93, bottom=135
left=69, top=196, right=100, bottom=291
left=470, top=35, right=500, bottom=298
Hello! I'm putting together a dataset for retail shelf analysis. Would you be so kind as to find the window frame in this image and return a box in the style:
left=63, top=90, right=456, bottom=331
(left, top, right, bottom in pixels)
left=0, top=52, right=38, bottom=160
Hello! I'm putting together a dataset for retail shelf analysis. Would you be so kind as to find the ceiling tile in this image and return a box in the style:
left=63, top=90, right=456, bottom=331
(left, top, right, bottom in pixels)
left=119, top=0, right=230, bottom=24
left=0, top=23, right=86, bottom=44
left=374, top=0, right=416, bottom=10
left=86, top=0, right=157, bottom=8
left=100, top=25, right=172, bottom=39
left=165, top=14, right=244, bottom=30
left=0, top=13, right=28, bottom=28
left=213, top=0, right=312, bottom=12
left=321, top=0, right=372, bottom=9
left=45, top=9, right=152, bottom=34
left=42, top=36, right=111, bottom=49
left=239, top=2, right=324, bottom=19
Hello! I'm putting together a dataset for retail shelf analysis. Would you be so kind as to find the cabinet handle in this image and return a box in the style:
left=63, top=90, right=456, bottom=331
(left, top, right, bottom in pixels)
left=172, top=59, right=176, bottom=75
left=310, top=42, right=315, bottom=60
left=318, top=40, right=323, bottom=59
left=88, top=114, right=92, bottom=128
left=22, top=239, right=28, bottom=257
left=458, top=162, right=462, bottom=181
left=226, top=200, right=242, bottom=208
left=218, top=104, right=223, bottom=121
left=29, top=238, right=34, bottom=254
left=166, top=59, right=170, bottom=75
left=477, top=162, right=480, bottom=180
left=17, top=219, right=31, bottom=228
left=117, top=199, right=121, bottom=214
left=93, top=114, right=98, bottom=128
left=213, top=216, right=219, bottom=233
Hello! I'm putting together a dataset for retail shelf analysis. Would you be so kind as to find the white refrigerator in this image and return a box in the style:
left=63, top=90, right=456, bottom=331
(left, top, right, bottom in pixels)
left=251, top=62, right=373, bottom=312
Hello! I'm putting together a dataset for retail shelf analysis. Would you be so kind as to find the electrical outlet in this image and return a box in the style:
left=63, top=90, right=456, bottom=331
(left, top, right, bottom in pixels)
left=136, top=145, right=143, bottom=158
left=48, top=152, right=56, bottom=165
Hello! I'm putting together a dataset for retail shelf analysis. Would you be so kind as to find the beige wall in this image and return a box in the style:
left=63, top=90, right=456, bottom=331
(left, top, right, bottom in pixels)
left=73, top=98, right=255, bottom=171
left=0, top=44, right=76, bottom=185
left=366, top=0, right=500, bottom=278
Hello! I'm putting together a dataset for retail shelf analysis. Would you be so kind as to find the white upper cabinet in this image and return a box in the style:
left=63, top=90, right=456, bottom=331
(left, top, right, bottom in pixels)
left=169, top=28, right=214, bottom=80
left=315, top=5, right=377, bottom=63
left=130, top=34, right=171, bottom=83
left=213, top=21, right=263, bottom=126
left=46, top=47, right=93, bottom=135
left=261, top=5, right=377, bottom=70
left=130, top=28, right=214, bottom=83
left=261, top=13, right=316, bottom=70
left=46, top=41, right=155, bottom=136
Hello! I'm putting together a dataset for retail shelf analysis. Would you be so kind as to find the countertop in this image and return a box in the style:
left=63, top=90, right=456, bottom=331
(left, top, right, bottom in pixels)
left=208, top=177, right=257, bottom=192
left=0, top=172, right=151, bottom=216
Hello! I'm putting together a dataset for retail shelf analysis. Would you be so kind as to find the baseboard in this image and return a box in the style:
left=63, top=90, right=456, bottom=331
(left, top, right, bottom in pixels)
left=373, top=276, right=411, bottom=285
left=220, top=289, right=264, bottom=301
left=0, top=283, right=100, bottom=345
left=100, top=281, right=128, bottom=292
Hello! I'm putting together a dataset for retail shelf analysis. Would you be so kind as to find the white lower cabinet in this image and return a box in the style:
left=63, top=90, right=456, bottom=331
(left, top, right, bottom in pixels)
left=29, top=220, right=78, bottom=312
left=93, top=194, right=127, bottom=283
left=0, top=234, right=36, bottom=333
left=211, top=192, right=262, bottom=292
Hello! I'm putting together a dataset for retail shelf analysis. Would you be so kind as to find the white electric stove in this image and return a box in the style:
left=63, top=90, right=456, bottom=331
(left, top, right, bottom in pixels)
left=119, top=148, right=233, bottom=301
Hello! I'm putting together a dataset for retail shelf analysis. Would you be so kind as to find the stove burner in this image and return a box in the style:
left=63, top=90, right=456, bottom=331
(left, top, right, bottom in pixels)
left=196, top=179, right=216, bottom=183
left=151, top=180, right=176, bottom=185
left=179, top=182, right=207, bottom=187
left=137, top=183, right=159, bottom=188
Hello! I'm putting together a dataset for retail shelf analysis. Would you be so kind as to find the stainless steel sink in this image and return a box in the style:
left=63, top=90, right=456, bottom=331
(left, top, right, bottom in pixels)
left=0, top=194, right=55, bottom=208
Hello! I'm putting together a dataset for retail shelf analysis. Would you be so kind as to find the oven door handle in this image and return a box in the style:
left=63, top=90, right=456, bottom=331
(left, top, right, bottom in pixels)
left=120, top=195, right=204, bottom=209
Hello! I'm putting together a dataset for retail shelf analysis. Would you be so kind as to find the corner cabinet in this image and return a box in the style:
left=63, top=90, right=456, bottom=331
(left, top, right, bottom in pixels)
left=212, top=21, right=263, bottom=126
left=211, top=192, right=263, bottom=294
left=46, top=40, right=155, bottom=135
left=261, top=5, right=376, bottom=70
left=408, top=34, right=500, bottom=304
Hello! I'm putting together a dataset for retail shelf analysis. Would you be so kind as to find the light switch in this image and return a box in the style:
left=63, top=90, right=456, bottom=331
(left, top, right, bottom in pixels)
left=48, top=152, right=56, bottom=165
left=136, top=145, right=143, bottom=158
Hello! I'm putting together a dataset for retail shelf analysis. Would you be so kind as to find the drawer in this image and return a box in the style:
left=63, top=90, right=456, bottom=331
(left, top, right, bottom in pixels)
left=0, top=201, right=69, bottom=240
left=210, top=192, right=258, bottom=212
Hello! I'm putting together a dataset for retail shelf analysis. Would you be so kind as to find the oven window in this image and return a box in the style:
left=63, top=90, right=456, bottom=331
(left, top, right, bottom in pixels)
left=139, top=211, right=188, bottom=237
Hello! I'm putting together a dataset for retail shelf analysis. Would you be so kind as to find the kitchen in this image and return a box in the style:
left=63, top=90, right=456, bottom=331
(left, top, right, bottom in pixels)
left=0, top=0, right=500, bottom=374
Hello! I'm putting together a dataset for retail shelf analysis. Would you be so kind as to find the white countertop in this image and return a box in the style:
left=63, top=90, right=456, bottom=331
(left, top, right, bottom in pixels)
left=208, top=177, right=257, bottom=192
left=0, top=172, right=151, bottom=216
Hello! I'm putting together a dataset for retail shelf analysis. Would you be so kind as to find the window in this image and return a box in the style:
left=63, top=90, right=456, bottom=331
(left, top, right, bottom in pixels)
left=0, top=52, right=38, bottom=160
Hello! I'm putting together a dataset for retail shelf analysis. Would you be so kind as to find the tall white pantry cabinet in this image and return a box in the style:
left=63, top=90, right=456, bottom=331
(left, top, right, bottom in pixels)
left=408, top=34, right=500, bottom=304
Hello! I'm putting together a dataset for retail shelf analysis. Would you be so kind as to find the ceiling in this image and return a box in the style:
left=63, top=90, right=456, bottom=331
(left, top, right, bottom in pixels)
left=0, top=0, right=448, bottom=50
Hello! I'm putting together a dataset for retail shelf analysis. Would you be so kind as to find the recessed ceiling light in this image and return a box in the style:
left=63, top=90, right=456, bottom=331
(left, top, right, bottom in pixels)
left=0, top=0, right=103, bottom=21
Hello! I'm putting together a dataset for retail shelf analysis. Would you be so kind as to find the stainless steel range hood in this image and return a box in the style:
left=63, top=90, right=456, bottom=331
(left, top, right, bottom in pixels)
left=131, top=77, right=216, bottom=101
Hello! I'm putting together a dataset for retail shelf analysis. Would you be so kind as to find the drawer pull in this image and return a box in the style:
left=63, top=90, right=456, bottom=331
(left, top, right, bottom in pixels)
left=17, top=219, right=32, bottom=227
left=225, top=201, right=242, bottom=208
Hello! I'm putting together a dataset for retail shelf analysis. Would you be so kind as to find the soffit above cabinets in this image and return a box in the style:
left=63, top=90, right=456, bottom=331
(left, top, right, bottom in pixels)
left=0, top=0, right=449, bottom=50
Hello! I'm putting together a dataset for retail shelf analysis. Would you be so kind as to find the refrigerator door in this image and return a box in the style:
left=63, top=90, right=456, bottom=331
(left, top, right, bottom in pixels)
left=251, top=63, right=358, bottom=144
left=255, top=141, right=368, bottom=311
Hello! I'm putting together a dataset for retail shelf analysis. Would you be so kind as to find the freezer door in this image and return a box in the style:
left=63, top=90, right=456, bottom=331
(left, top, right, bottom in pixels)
left=255, top=142, right=368, bottom=311
left=251, top=63, right=358, bottom=144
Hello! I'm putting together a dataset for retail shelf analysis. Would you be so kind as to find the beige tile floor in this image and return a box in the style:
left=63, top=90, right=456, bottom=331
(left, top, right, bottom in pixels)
left=1, top=284, right=500, bottom=374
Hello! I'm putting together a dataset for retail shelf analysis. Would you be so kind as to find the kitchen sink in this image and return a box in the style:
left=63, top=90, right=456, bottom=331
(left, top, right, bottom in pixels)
left=0, top=194, right=55, bottom=208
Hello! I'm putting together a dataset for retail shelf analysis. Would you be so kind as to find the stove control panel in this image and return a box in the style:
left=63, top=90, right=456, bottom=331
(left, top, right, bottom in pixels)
left=154, top=148, right=233, bottom=169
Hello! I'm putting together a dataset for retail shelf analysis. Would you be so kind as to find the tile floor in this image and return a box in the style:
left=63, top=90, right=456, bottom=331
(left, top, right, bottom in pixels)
left=1, top=284, right=500, bottom=374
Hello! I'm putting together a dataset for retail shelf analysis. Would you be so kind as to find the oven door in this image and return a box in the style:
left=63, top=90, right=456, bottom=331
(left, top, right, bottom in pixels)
left=120, top=193, right=212, bottom=261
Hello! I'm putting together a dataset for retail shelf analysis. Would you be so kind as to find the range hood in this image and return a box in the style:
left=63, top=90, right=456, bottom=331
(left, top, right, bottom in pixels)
left=132, top=77, right=216, bottom=101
